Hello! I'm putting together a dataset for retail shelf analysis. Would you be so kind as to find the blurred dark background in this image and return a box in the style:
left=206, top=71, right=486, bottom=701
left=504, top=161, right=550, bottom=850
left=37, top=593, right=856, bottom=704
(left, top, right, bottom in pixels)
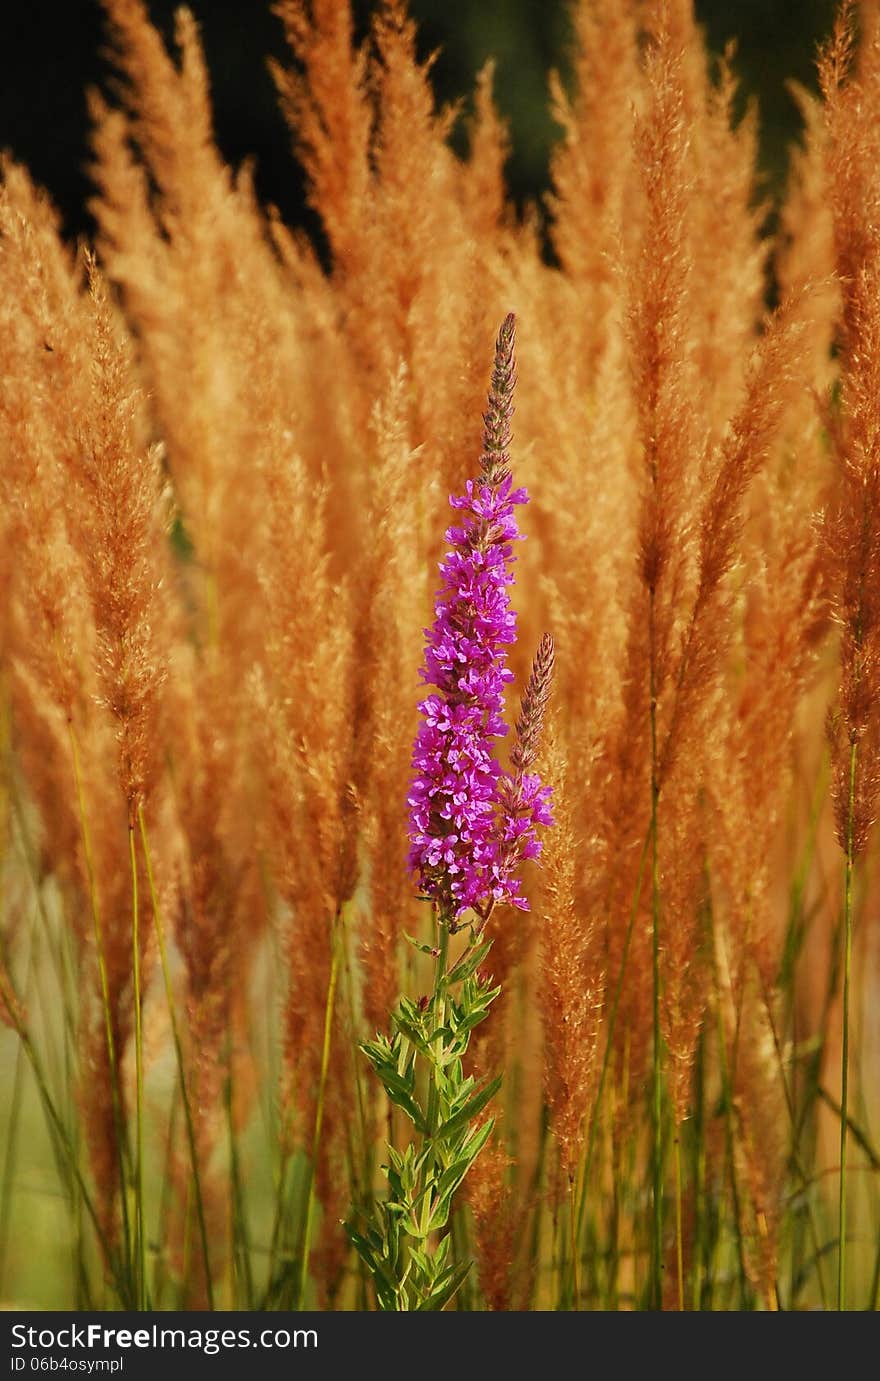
left=0, top=1, right=839, bottom=243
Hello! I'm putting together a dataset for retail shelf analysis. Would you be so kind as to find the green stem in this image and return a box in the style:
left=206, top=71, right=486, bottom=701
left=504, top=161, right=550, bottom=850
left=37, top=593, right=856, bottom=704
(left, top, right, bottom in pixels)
left=416, top=916, right=450, bottom=1264
left=760, top=976, right=829, bottom=1311
left=870, top=1214, right=880, bottom=1311
left=265, top=914, right=293, bottom=1302
left=425, top=917, right=450, bottom=1143
left=568, top=1173, right=580, bottom=1310
left=450, top=1206, right=473, bottom=1311
left=67, top=723, right=133, bottom=1283
left=340, top=907, right=373, bottom=1232
left=707, top=904, right=751, bottom=1307
left=137, top=804, right=214, bottom=1309
left=649, top=663, right=664, bottom=1310
left=129, top=822, right=146, bottom=1310
left=575, top=825, right=652, bottom=1246
left=17, top=791, right=101, bottom=1303
left=0, top=946, right=33, bottom=1297
left=0, top=967, right=123, bottom=1296
left=519, top=1106, right=549, bottom=1308
left=225, top=1036, right=254, bottom=1309
left=674, top=1128, right=684, bottom=1311
left=839, top=737, right=857, bottom=1311
left=265, top=1148, right=293, bottom=1305
left=691, top=1033, right=706, bottom=1311
left=153, top=1087, right=181, bottom=1309
left=296, top=909, right=341, bottom=1309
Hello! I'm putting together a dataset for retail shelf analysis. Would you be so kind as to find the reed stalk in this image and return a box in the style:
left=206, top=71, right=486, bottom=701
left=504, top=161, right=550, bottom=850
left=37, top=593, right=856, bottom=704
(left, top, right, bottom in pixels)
left=0, top=965, right=122, bottom=1296
left=296, top=907, right=341, bottom=1309
left=649, top=632, right=664, bottom=1310
left=838, top=737, right=857, bottom=1310
left=575, top=826, right=651, bottom=1246
left=674, top=1128, right=684, bottom=1310
left=128, top=822, right=146, bottom=1309
left=137, top=804, right=214, bottom=1309
left=66, top=719, right=133, bottom=1290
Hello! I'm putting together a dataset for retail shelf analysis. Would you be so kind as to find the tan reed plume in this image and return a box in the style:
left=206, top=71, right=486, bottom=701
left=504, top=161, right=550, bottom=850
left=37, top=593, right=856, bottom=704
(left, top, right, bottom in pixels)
left=587, top=11, right=702, bottom=1097
left=539, top=718, right=604, bottom=1175
left=548, top=0, right=640, bottom=375
left=821, top=1, right=880, bottom=860
left=0, top=160, right=178, bottom=1246
left=357, top=366, right=426, bottom=1034
left=274, top=0, right=508, bottom=506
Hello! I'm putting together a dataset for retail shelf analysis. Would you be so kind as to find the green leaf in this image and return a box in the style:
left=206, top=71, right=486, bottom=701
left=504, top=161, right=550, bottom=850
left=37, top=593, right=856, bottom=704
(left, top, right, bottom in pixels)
left=435, top=1075, right=502, bottom=1143
left=370, top=1064, right=426, bottom=1132
left=446, top=940, right=492, bottom=985
left=454, top=1005, right=497, bottom=1036
left=405, top=933, right=439, bottom=956
left=392, top=1012, right=434, bottom=1058
left=461, top=1115, right=496, bottom=1158
left=416, top=1260, right=472, bottom=1312
left=430, top=1120, right=495, bottom=1229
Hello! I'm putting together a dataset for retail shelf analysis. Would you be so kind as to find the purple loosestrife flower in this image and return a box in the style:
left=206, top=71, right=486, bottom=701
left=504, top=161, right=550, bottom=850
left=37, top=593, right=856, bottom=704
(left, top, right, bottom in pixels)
left=407, top=316, right=554, bottom=920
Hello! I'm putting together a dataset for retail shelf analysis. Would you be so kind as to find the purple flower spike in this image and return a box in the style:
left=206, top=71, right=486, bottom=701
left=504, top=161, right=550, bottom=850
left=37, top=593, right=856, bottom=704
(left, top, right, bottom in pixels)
left=407, top=316, right=554, bottom=920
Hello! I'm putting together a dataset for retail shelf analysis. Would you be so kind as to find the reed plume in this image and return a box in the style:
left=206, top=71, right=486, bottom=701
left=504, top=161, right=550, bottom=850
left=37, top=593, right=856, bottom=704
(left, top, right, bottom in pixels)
left=819, top=0, right=880, bottom=1309
left=0, top=159, right=174, bottom=1263
left=539, top=719, right=604, bottom=1175
left=357, top=367, right=426, bottom=1034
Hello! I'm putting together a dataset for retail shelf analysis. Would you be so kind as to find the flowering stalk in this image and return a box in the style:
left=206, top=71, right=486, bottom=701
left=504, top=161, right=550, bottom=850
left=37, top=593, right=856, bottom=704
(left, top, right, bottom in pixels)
left=408, top=315, right=553, bottom=922
left=347, top=315, right=553, bottom=1309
